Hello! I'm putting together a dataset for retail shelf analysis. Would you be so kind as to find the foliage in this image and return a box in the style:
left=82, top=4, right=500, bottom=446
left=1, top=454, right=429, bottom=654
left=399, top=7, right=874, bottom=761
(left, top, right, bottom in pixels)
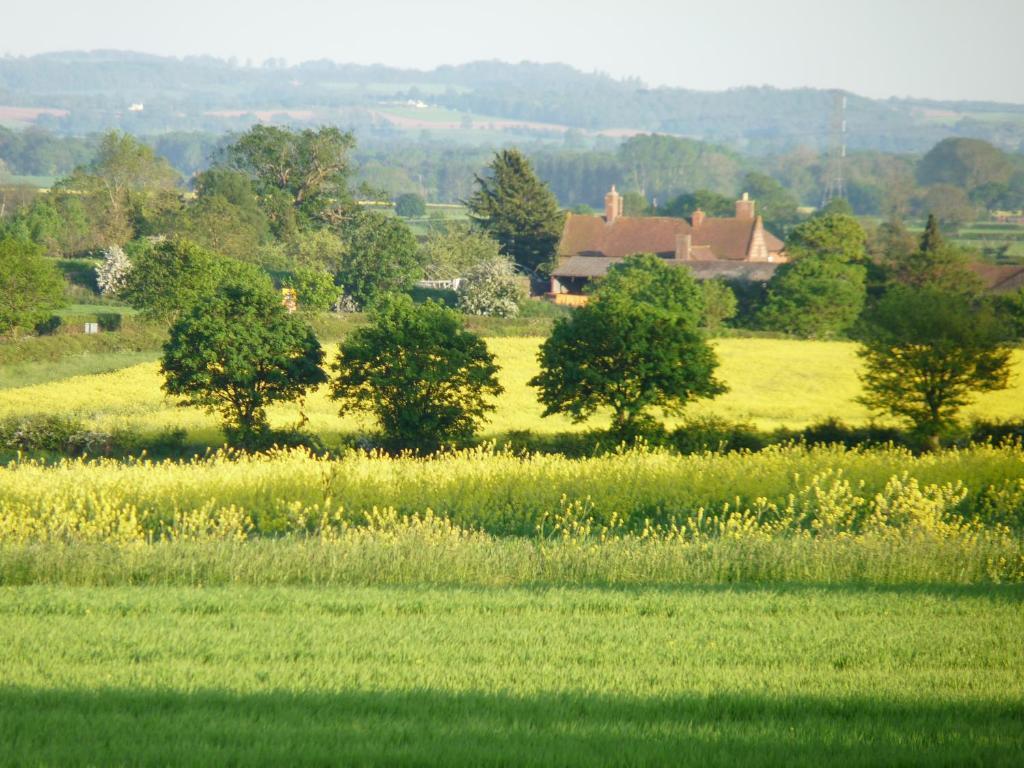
left=917, top=138, right=1012, bottom=191
left=332, top=295, right=502, bottom=451
left=420, top=223, right=503, bottom=280
left=174, top=171, right=270, bottom=263
left=122, top=238, right=268, bottom=323
left=394, top=192, right=427, bottom=218
left=456, top=257, right=524, bottom=318
left=914, top=184, right=976, bottom=229
left=466, top=149, right=564, bottom=275
left=161, top=281, right=327, bottom=447
left=857, top=286, right=1012, bottom=442
left=95, top=244, right=131, bottom=296
left=661, top=189, right=734, bottom=218
left=532, top=255, right=723, bottom=435
left=221, top=125, right=356, bottom=230
left=283, top=267, right=341, bottom=313
left=700, top=279, right=738, bottom=331
left=759, top=213, right=868, bottom=338
left=785, top=212, right=867, bottom=264
left=618, top=135, right=741, bottom=202
left=595, top=253, right=705, bottom=326
left=56, top=131, right=180, bottom=246
left=337, top=210, right=424, bottom=307
left=741, top=172, right=801, bottom=231
left=0, top=236, right=65, bottom=335
left=886, top=214, right=982, bottom=294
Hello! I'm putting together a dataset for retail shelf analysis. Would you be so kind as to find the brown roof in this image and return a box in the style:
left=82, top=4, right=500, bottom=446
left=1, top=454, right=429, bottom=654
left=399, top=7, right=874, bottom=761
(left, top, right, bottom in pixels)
left=967, top=263, right=1024, bottom=294
left=558, top=214, right=691, bottom=259
left=553, top=255, right=780, bottom=283
left=558, top=212, right=784, bottom=262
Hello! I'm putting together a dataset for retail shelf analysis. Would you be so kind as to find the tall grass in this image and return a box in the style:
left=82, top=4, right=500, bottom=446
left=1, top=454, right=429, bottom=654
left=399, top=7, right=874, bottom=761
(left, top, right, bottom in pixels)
left=1, top=444, right=1021, bottom=586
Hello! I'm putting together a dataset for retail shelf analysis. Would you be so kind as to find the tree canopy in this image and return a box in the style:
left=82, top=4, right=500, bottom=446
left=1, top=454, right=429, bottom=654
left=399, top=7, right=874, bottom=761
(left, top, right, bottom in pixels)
left=466, top=149, right=564, bottom=275
left=531, top=254, right=724, bottom=436
left=0, top=237, right=65, bottom=335
left=161, top=280, right=326, bottom=447
left=331, top=295, right=502, bottom=451
left=857, top=286, right=1012, bottom=444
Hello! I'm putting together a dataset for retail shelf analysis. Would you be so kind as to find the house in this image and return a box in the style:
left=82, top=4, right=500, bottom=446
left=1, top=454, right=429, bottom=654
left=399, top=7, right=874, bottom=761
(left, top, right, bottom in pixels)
left=967, top=263, right=1024, bottom=294
left=549, top=186, right=786, bottom=300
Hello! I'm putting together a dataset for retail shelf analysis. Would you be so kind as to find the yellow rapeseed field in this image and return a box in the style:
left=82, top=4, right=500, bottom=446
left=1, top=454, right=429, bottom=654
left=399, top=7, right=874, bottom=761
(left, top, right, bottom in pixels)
left=0, top=338, right=1021, bottom=441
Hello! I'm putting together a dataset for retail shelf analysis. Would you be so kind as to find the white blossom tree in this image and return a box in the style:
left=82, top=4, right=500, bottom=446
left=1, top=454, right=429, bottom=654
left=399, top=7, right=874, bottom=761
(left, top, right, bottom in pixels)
left=96, top=245, right=132, bottom=297
left=456, top=257, right=524, bottom=318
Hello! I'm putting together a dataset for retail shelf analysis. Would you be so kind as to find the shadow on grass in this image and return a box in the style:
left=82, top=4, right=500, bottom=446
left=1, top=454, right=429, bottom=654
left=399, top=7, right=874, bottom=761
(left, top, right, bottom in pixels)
left=1, top=686, right=1021, bottom=766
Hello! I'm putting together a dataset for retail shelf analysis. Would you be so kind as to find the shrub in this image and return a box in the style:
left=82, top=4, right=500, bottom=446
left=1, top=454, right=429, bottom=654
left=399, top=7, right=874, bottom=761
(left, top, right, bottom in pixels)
left=34, top=315, right=63, bottom=336
left=456, top=257, right=524, bottom=318
left=96, top=313, right=123, bottom=332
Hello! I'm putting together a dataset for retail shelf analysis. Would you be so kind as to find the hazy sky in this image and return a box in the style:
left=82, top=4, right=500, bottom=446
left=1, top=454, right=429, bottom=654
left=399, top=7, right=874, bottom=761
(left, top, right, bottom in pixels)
left=4, top=0, right=1023, bottom=102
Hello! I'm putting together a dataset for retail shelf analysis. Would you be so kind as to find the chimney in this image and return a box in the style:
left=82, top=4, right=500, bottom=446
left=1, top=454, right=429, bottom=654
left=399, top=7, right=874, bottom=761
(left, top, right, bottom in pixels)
left=735, top=192, right=755, bottom=220
left=675, top=233, right=692, bottom=261
left=605, top=185, right=621, bottom=223
left=691, top=209, right=706, bottom=228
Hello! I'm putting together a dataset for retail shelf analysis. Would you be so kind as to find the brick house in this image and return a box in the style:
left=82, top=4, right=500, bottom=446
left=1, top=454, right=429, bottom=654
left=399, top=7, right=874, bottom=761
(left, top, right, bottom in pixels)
left=549, top=186, right=785, bottom=299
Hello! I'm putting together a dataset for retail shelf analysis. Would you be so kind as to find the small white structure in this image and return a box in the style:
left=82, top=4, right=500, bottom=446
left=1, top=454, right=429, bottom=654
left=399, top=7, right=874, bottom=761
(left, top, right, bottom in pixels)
left=128, top=103, right=145, bottom=112
left=83, top=323, right=99, bottom=335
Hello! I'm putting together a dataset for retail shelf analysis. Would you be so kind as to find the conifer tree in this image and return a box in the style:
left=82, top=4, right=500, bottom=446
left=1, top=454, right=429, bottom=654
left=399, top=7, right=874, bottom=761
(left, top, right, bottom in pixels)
left=466, top=149, right=564, bottom=276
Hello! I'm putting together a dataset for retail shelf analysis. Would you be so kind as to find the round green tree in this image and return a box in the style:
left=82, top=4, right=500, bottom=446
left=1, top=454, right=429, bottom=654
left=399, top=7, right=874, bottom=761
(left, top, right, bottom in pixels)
left=530, top=254, right=724, bottom=437
left=394, top=193, right=427, bottom=218
left=0, top=237, right=65, bottom=335
left=331, top=295, right=502, bottom=452
left=338, top=211, right=424, bottom=307
left=857, top=286, right=1012, bottom=448
left=161, top=281, right=327, bottom=448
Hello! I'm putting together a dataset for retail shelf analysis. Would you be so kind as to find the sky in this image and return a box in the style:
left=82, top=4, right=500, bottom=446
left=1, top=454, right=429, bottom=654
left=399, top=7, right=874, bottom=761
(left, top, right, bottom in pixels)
left=3, top=0, right=1023, bottom=103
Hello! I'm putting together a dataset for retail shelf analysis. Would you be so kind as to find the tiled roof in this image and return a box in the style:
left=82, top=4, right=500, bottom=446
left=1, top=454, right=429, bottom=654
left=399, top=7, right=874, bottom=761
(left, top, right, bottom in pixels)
left=557, top=215, right=691, bottom=259
left=966, top=263, right=1024, bottom=294
left=558, top=213, right=784, bottom=262
left=552, top=255, right=780, bottom=283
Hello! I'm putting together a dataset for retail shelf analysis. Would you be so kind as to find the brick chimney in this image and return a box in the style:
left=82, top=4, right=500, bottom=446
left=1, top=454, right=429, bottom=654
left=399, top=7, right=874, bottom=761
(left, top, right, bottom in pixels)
left=691, top=209, right=706, bottom=228
left=605, top=185, right=622, bottom=223
left=674, top=233, right=692, bottom=261
left=735, top=192, right=755, bottom=220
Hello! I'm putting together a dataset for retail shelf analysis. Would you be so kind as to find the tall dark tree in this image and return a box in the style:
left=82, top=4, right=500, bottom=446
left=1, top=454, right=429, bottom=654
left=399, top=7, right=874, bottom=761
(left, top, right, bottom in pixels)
left=161, top=280, right=326, bottom=448
left=857, top=286, right=1012, bottom=447
left=332, top=295, right=502, bottom=452
left=466, top=149, right=564, bottom=276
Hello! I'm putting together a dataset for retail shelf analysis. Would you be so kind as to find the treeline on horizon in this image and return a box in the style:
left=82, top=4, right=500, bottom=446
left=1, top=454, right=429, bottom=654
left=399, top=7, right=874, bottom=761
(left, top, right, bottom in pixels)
left=4, top=125, right=1024, bottom=227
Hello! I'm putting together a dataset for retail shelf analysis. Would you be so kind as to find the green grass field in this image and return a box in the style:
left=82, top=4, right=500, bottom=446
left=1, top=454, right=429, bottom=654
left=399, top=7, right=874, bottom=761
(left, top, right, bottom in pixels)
left=1, top=337, right=1020, bottom=444
left=0, top=585, right=1021, bottom=766
left=2, top=334, right=1022, bottom=765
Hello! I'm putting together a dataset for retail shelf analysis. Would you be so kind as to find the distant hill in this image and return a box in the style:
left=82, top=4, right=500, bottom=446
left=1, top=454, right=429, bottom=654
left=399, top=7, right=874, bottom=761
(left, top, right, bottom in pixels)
left=1, top=52, right=1024, bottom=153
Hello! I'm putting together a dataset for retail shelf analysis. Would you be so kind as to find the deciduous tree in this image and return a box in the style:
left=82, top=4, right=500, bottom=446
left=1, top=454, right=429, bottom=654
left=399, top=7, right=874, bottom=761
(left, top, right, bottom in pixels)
left=161, top=281, right=326, bottom=448
left=530, top=254, right=723, bottom=436
left=857, top=286, right=1011, bottom=447
left=0, top=237, right=65, bottom=335
left=332, top=295, right=502, bottom=451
